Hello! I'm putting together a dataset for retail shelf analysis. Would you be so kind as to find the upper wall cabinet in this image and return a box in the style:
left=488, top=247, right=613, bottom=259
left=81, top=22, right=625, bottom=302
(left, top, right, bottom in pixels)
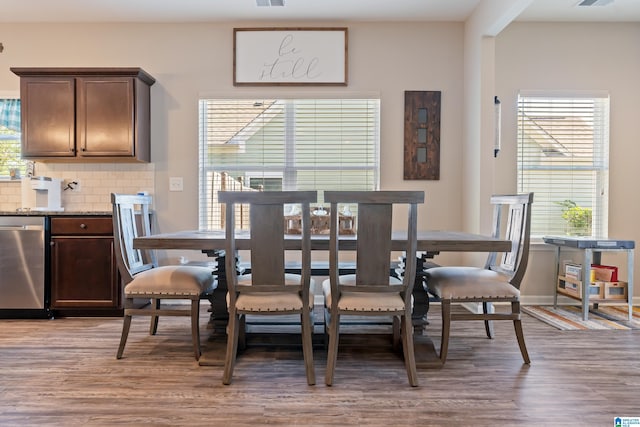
left=10, top=67, right=156, bottom=162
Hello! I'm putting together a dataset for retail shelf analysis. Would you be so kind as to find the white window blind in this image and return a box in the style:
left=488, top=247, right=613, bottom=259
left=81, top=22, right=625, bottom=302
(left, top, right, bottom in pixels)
left=517, top=93, right=609, bottom=238
left=198, top=98, right=380, bottom=230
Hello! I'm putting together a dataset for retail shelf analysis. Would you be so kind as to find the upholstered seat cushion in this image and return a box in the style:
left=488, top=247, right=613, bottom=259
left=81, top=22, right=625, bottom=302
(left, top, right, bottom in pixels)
left=237, top=273, right=305, bottom=286
left=125, top=265, right=215, bottom=297
left=322, top=274, right=406, bottom=312
left=229, top=274, right=316, bottom=312
left=425, top=266, right=519, bottom=300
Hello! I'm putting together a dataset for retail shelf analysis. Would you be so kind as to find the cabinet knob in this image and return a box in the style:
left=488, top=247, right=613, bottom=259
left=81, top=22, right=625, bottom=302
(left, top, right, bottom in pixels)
left=80, top=223, right=87, bottom=229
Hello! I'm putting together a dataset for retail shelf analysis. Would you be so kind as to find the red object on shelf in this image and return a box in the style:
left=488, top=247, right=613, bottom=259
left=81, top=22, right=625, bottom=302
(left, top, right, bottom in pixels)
left=591, top=264, right=618, bottom=282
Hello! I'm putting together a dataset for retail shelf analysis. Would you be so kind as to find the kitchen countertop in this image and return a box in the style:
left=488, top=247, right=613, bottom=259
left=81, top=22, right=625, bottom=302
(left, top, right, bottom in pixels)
left=0, top=210, right=112, bottom=216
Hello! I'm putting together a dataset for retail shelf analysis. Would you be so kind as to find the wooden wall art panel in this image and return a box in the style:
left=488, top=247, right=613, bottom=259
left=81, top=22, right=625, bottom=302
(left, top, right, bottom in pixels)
left=403, top=90, right=441, bottom=180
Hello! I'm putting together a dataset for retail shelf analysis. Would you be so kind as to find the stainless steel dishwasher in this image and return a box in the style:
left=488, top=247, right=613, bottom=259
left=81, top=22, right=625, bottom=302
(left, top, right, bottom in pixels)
left=0, top=216, right=49, bottom=318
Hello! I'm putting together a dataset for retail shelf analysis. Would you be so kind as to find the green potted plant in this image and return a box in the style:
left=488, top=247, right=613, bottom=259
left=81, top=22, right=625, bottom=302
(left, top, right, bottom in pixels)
left=556, top=200, right=592, bottom=236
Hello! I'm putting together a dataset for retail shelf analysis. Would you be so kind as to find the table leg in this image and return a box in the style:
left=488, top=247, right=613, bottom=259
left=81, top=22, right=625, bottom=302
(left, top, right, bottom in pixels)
left=409, top=255, right=444, bottom=367
left=203, top=251, right=230, bottom=334
left=411, top=277, right=429, bottom=333
left=200, top=252, right=444, bottom=368
left=409, top=255, right=441, bottom=334
left=199, top=251, right=231, bottom=366
left=582, top=249, right=593, bottom=321
left=628, top=249, right=634, bottom=321
left=553, top=246, right=560, bottom=308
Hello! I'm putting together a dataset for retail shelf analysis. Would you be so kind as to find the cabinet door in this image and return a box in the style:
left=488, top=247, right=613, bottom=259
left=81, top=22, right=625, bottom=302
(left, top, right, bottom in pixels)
left=50, top=237, right=119, bottom=309
left=20, top=77, right=75, bottom=157
left=76, top=77, right=135, bottom=157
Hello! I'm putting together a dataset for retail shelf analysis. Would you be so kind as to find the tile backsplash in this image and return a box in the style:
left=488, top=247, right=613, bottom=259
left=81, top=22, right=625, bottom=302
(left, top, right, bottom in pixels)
left=0, top=163, right=154, bottom=212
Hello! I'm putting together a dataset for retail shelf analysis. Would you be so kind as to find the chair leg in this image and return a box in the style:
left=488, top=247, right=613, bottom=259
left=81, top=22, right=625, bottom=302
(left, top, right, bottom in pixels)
left=222, top=310, right=241, bottom=385
left=392, top=315, right=401, bottom=352
left=401, top=314, right=419, bottom=387
left=512, top=301, right=531, bottom=364
left=149, top=298, right=160, bottom=335
left=483, top=301, right=494, bottom=339
left=300, top=310, right=316, bottom=386
left=116, top=312, right=132, bottom=359
left=190, top=299, right=201, bottom=361
left=439, top=300, right=451, bottom=364
left=323, top=307, right=330, bottom=350
left=325, top=312, right=340, bottom=386
left=238, top=315, right=247, bottom=351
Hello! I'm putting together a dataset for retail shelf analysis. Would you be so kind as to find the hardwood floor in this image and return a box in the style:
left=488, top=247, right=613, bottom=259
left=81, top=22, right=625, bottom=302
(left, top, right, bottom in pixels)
left=1, top=305, right=639, bottom=426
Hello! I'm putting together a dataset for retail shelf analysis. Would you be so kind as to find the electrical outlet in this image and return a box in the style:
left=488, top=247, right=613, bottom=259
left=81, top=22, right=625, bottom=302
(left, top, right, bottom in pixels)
left=63, top=179, right=81, bottom=192
left=169, top=176, right=184, bottom=192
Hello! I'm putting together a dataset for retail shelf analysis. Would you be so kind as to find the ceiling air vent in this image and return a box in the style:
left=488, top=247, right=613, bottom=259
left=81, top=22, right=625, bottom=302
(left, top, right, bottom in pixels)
left=577, top=0, right=614, bottom=6
left=256, top=0, right=285, bottom=6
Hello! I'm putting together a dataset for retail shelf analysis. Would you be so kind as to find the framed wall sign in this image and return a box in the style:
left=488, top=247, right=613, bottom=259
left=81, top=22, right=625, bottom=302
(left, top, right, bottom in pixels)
left=233, top=27, right=348, bottom=86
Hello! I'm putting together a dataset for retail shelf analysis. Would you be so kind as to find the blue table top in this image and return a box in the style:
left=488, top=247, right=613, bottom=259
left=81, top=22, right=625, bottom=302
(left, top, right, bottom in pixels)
left=543, top=236, right=635, bottom=249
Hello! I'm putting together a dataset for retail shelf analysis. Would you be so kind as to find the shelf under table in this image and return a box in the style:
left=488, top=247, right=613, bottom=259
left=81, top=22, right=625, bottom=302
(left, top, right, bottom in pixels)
left=544, top=236, right=635, bottom=321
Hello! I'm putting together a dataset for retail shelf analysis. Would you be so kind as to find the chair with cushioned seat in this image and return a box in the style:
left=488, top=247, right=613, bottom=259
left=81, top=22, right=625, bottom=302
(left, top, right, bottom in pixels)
left=219, top=190, right=317, bottom=385
left=425, top=193, right=534, bottom=365
left=322, top=190, right=424, bottom=387
left=111, top=193, right=216, bottom=361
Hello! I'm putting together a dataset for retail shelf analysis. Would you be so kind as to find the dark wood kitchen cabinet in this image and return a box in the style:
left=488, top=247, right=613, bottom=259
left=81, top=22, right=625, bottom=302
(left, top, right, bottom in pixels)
left=50, top=216, right=122, bottom=317
left=10, top=67, right=155, bottom=162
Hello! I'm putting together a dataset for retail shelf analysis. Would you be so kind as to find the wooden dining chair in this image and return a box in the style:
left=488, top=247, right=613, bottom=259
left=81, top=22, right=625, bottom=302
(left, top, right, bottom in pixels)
left=111, top=193, right=216, bottom=360
left=219, top=190, right=317, bottom=385
left=425, top=193, right=534, bottom=365
left=322, top=190, right=425, bottom=387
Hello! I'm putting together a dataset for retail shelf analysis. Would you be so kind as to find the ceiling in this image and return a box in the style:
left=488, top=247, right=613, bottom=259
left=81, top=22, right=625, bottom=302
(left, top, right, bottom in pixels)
left=1, top=0, right=639, bottom=23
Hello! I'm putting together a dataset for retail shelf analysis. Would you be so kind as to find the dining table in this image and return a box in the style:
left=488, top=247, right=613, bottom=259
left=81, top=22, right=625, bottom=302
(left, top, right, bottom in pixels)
left=133, top=229, right=511, bottom=368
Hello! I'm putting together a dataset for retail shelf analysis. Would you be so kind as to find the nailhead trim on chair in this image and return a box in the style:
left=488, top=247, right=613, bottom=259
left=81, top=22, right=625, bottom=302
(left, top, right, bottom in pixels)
left=125, top=290, right=201, bottom=297
left=227, top=288, right=315, bottom=312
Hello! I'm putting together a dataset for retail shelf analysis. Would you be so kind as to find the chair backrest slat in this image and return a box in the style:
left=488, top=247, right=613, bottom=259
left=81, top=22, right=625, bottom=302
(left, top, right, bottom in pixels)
left=249, top=203, right=286, bottom=285
left=324, top=190, right=424, bottom=295
left=219, top=190, right=316, bottom=292
left=486, top=193, right=534, bottom=289
left=111, top=193, right=156, bottom=285
left=355, top=203, right=393, bottom=285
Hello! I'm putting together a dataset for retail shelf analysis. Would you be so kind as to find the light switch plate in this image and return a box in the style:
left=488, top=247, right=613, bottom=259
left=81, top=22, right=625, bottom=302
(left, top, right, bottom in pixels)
left=169, top=177, right=183, bottom=192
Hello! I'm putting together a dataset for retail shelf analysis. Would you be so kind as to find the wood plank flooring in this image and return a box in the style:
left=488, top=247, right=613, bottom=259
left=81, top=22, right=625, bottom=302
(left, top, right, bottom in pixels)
left=1, top=305, right=639, bottom=426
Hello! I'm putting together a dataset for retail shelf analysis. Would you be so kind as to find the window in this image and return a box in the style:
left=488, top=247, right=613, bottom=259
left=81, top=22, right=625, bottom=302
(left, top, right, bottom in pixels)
left=198, top=98, right=380, bottom=230
left=0, top=98, right=25, bottom=178
left=517, top=92, right=609, bottom=238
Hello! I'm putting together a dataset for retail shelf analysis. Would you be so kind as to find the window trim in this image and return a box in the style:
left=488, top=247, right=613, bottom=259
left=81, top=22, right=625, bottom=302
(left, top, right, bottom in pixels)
left=516, top=90, right=609, bottom=239
left=198, top=94, right=381, bottom=231
left=0, top=92, right=24, bottom=180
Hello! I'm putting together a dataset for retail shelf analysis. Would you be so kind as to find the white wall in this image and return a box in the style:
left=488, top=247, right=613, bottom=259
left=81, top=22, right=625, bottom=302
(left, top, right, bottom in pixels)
left=1, top=20, right=638, bottom=302
left=495, top=22, right=640, bottom=302
left=0, top=21, right=465, bottom=265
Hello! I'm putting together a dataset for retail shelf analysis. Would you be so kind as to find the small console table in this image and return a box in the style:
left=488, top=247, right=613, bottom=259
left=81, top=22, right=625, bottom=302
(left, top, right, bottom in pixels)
left=543, top=236, right=634, bottom=321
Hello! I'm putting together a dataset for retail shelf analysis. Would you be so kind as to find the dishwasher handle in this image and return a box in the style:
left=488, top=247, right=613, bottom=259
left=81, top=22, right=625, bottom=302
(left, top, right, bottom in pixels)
left=0, top=225, right=45, bottom=231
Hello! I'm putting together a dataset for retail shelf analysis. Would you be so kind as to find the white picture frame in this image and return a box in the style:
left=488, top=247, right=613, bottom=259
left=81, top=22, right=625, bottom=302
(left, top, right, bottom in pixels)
left=233, top=27, right=348, bottom=86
